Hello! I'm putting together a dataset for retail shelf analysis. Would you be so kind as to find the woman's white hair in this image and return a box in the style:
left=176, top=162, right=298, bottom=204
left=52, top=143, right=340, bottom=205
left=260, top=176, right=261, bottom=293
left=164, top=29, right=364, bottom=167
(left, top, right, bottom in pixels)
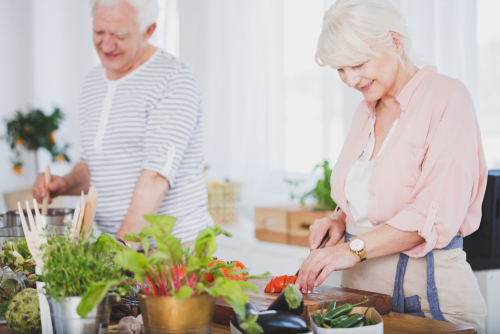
left=316, top=0, right=417, bottom=70
left=89, top=0, right=159, bottom=32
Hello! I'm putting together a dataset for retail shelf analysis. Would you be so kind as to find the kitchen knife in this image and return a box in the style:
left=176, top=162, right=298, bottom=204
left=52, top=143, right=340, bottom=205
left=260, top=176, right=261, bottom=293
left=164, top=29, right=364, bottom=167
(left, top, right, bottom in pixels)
left=295, top=232, right=331, bottom=277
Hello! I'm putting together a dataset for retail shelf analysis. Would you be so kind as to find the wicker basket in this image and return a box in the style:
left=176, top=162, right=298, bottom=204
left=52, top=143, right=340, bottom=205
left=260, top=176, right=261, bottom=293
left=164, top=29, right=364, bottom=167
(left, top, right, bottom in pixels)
left=206, top=181, right=242, bottom=225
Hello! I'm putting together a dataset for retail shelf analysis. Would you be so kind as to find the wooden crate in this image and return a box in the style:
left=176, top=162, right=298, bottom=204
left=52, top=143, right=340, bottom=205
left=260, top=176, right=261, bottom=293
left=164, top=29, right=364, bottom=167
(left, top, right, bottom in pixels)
left=254, top=206, right=295, bottom=244
left=255, top=205, right=336, bottom=246
left=289, top=209, right=336, bottom=247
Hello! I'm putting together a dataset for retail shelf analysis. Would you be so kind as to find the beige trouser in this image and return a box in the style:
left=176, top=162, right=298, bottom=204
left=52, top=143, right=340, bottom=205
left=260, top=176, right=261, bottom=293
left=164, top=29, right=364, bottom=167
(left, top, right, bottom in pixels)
left=341, top=224, right=487, bottom=334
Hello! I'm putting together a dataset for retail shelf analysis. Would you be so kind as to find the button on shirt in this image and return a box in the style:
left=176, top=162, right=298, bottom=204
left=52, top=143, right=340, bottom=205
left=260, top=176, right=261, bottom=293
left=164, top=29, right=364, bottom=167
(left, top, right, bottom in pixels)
left=79, top=49, right=213, bottom=242
left=330, top=66, right=487, bottom=257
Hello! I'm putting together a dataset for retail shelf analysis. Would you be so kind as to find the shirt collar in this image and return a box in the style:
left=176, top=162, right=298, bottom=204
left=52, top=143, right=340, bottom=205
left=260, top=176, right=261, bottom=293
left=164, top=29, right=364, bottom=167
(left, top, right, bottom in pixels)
left=361, top=65, right=437, bottom=116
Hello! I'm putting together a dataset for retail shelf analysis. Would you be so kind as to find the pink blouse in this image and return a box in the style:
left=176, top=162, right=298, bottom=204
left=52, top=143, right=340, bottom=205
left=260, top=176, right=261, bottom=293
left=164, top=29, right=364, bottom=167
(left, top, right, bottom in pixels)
left=330, top=66, right=488, bottom=258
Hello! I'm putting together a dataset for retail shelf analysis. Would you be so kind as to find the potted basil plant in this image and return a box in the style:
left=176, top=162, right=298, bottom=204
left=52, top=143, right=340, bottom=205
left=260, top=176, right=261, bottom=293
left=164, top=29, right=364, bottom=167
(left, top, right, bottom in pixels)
left=78, top=215, right=269, bottom=334
left=42, top=234, right=129, bottom=334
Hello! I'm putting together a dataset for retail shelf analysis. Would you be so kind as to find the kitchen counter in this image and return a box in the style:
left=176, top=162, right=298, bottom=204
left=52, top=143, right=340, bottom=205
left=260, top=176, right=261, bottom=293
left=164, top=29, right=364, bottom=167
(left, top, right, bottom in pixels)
left=0, top=313, right=478, bottom=334
left=212, top=312, right=477, bottom=333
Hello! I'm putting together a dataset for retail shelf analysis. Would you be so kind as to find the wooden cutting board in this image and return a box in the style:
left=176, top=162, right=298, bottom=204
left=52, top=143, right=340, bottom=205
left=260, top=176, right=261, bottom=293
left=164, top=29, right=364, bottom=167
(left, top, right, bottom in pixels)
left=214, top=278, right=391, bottom=326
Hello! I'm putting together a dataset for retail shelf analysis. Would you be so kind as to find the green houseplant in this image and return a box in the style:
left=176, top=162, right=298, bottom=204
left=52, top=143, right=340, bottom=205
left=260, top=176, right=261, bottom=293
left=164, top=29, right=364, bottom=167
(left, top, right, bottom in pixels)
left=78, top=215, right=269, bottom=334
left=3, top=107, right=70, bottom=175
left=285, top=160, right=337, bottom=210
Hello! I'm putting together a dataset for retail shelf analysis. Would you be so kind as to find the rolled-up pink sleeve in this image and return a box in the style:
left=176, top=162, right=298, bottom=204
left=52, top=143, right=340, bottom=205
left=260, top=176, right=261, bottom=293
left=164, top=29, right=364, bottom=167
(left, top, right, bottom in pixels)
left=386, top=82, right=487, bottom=257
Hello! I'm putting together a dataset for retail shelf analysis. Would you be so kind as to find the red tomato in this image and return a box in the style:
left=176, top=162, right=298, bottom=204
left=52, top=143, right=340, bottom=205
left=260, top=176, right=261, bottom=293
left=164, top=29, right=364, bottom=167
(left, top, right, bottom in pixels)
left=171, top=266, right=187, bottom=280
left=205, top=259, right=226, bottom=282
left=271, top=275, right=286, bottom=293
left=225, top=261, right=249, bottom=281
left=206, top=260, right=249, bottom=282
left=264, top=275, right=297, bottom=293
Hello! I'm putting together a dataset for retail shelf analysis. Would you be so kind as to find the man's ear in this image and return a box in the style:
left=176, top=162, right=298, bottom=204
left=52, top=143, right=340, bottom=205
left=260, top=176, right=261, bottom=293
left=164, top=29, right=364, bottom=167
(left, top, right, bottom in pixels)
left=144, top=23, right=157, bottom=40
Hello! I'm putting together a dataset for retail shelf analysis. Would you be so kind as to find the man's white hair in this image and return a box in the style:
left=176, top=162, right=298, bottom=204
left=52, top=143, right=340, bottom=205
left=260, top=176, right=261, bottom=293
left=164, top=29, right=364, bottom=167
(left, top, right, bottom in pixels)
left=89, top=0, right=159, bottom=32
left=316, top=0, right=417, bottom=70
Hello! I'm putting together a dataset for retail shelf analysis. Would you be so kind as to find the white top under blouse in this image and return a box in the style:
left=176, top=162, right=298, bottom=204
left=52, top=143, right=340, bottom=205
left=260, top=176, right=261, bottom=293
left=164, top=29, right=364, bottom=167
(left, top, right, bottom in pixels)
left=344, top=113, right=399, bottom=227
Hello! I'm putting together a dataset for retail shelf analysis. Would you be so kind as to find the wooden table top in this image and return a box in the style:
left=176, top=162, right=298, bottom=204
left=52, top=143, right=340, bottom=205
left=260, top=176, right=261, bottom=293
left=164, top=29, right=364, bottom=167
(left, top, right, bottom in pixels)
left=212, top=312, right=477, bottom=334
left=0, top=312, right=476, bottom=334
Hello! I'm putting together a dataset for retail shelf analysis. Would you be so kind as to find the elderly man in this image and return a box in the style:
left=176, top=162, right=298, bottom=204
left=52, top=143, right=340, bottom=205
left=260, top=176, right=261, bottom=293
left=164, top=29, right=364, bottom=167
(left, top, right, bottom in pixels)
left=32, top=0, right=213, bottom=245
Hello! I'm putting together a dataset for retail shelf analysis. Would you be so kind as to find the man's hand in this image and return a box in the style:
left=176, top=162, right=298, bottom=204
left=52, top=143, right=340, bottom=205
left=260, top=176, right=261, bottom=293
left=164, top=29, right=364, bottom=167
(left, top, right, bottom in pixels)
left=309, top=217, right=346, bottom=250
left=32, top=173, right=68, bottom=204
left=31, top=161, right=90, bottom=202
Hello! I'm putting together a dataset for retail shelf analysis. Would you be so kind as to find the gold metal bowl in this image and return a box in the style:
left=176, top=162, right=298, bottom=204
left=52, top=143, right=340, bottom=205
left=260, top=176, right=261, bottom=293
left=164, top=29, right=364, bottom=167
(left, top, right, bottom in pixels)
left=139, top=293, right=216, bottom=334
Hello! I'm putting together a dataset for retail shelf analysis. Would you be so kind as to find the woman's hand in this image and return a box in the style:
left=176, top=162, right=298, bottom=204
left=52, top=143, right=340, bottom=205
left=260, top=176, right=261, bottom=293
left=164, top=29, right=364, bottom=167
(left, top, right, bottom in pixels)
left=296, top=242, right=360, bottom=293
left=309, top=217, right=346, bottom=250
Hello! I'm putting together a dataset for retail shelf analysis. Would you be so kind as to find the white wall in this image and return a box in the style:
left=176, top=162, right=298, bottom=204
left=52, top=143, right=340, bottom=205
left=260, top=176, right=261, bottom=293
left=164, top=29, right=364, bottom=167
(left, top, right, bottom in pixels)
left=0, top=1, right=37, bottom=206
left=32, top=0, right=96, bottom=175
left=0, top=0, right=96, bottom=211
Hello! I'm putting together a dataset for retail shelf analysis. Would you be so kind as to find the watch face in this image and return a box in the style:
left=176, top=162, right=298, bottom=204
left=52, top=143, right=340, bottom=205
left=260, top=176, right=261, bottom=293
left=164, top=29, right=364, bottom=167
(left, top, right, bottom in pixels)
left=350, top=239, right=364, bottom=251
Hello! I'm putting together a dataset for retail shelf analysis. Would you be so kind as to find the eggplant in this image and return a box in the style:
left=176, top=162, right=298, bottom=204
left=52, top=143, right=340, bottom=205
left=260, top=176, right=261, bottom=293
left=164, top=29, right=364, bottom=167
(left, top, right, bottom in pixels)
left=233, top=301, right=261, bottom=330
left=233, top=311, right=309, bottom=334
left=267, top=284, right=304, bottom=316
left=245, top=301, right=259, bottom=315
left=254, top=311, right=308, bottom=334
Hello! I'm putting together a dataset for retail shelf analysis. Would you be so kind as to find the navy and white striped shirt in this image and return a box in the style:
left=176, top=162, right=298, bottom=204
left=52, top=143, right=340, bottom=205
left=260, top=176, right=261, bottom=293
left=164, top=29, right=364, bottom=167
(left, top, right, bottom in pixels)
left=79, top=49, right=213, bottom=242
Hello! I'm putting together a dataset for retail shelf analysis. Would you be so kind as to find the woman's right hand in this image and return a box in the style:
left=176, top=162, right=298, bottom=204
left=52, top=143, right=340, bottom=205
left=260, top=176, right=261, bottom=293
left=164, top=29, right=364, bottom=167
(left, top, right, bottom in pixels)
left=32, top=173, right=68, bottom=204
left=309, top=217, right=346, bottom=250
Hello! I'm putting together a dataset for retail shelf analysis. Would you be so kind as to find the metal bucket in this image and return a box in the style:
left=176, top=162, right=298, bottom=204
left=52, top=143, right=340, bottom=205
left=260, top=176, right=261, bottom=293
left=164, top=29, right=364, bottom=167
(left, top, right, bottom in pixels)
left=0, top=208, right=74, bottom=228
left=48, top=295, right=111, bottom=334
left=139, top=293, right=215, bottom=334
left=0, top=225, right=69, bottom=246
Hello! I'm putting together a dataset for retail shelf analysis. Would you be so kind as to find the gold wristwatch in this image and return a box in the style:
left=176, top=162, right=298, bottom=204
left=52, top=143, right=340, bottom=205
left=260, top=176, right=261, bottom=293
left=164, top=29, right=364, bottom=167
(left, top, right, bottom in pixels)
left=348, top=238, right=366, bottom=262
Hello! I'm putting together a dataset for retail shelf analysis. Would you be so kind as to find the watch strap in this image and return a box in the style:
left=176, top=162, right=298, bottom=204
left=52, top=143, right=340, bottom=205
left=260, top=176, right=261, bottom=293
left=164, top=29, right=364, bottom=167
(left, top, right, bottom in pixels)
left=358, top=249, right=366, bottom=262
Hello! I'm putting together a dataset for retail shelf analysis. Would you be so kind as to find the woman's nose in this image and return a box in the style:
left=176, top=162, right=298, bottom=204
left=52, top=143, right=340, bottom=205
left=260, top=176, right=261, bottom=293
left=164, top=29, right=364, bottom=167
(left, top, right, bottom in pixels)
left=344, top=70, right=361, bottom=88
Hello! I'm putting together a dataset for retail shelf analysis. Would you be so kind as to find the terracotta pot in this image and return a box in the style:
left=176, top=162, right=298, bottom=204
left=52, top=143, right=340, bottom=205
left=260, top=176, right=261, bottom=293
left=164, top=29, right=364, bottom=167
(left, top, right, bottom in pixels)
left=138, top=293, right=216, bottom=334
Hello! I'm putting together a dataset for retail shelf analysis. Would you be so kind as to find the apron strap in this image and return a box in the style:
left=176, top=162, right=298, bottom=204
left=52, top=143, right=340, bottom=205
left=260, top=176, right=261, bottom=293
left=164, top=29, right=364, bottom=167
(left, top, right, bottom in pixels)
left=391, top=253, right=409, bottom=314
left=426, top=251, right=447, bottom=321
left=343, top=229, right=463, bottom=322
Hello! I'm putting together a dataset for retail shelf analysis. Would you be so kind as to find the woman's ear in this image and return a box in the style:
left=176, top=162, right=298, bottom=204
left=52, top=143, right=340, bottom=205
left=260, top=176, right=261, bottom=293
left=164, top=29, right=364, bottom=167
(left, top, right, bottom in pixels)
left=390, top=31, right=405, bottom=57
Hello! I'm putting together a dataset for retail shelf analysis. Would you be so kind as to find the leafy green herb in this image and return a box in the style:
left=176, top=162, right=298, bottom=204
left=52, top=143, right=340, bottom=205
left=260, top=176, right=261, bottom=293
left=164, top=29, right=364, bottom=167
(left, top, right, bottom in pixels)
left=0, top=239, right=37, bottom=288
left=78, top=215, right=269, bottom=334
left=42, top=234, right=127, bottom=303
left=240, top=314, right=264, bottom=334
left=285, top=160, right=337, bottom=210
left=0, top=300, right=9, bottom=316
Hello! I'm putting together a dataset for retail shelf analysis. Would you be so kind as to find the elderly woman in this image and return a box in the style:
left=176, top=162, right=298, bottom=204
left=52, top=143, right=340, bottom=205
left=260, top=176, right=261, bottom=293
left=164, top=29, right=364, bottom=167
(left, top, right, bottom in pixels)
left=296, top=0, right=487, bottom=331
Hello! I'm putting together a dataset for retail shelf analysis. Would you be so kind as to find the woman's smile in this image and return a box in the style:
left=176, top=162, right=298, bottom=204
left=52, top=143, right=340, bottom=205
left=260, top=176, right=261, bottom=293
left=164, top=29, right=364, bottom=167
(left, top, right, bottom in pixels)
left=360, top=80, right=374, bottom=92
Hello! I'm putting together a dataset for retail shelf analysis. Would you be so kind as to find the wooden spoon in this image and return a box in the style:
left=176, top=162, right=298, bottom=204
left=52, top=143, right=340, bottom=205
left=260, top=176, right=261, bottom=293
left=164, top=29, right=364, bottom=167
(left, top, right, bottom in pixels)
left=69, top=201, right=81, bottom=238
left=81, top=186, right=97, bottom=240
left=72, top=192, right=85, bottom=246
left=41, top=165, right=50, bottom=215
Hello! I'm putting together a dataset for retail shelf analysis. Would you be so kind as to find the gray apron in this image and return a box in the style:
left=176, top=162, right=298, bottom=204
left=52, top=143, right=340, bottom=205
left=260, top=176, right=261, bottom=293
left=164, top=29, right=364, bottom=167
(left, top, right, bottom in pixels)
left=341, top=224, right=487, bottom=333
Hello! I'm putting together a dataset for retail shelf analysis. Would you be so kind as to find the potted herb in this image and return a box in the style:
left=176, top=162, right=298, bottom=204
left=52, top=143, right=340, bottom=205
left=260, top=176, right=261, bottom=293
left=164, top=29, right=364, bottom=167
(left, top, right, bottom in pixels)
left=42, top=234, right=128, bottom=333
left=285, top=160, right=337, bottom=210
left=3, top=107, right=70, bottom=175
left=78, top=215, right=269, bottom=334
